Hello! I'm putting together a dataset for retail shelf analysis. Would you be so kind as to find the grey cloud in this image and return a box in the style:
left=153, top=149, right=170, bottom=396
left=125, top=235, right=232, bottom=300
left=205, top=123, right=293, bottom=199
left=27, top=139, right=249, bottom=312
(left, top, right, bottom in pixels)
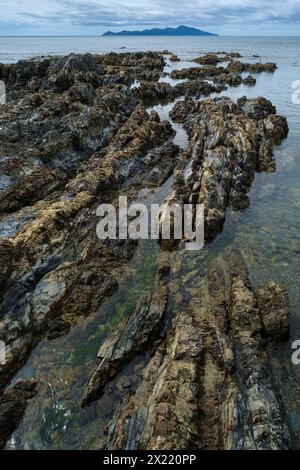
left=0, top=0, right=300, bottom=31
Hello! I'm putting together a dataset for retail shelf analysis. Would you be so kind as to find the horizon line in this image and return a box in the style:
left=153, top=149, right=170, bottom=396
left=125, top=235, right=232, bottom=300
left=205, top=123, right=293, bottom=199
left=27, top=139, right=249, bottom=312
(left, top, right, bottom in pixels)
left=1, top=34, right=300, bottom=37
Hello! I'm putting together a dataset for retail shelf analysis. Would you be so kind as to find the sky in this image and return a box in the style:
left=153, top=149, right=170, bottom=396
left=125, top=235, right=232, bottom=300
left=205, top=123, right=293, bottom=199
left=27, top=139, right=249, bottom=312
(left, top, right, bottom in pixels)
left=0, top=0, right=299, bottom=36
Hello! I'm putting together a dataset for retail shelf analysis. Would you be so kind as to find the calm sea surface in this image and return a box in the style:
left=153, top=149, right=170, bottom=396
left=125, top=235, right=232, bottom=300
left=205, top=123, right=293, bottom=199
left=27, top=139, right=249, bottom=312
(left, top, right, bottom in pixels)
left=2, top=36, right=300, bottom=448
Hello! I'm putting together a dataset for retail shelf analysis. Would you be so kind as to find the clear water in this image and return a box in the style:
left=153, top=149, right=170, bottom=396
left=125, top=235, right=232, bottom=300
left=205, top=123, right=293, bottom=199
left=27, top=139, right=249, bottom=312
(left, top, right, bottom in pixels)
left=2, top=36, right=300, bottom=449
left=0, top=35, right=299, bottom=66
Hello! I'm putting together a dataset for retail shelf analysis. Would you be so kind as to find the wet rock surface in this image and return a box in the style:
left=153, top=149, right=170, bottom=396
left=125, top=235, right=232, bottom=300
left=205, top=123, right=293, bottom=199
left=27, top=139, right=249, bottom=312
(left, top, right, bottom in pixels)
left=81, top=253, right=170, bottom=407
left=193, top=53, right=224, bottom=66
left=163, top=95, right=288, bottom=243
left=0, top=379, right=37, bottom=449
left=83, top=249, right=291, bottom=450
left=170, top=55, right=276, bottom=92
left=0, top=50, right=292, bottom=449
left=0, top=52, right=179, bottom=401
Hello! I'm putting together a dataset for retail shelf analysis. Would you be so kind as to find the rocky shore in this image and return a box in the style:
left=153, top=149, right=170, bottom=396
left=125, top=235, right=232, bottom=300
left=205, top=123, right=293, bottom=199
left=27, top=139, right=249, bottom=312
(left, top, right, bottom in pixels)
left=0, top=50, right=291, bottom=449
left=83, top=249, right=290, bottom=450
left=165, top=95, right=288, bottom=245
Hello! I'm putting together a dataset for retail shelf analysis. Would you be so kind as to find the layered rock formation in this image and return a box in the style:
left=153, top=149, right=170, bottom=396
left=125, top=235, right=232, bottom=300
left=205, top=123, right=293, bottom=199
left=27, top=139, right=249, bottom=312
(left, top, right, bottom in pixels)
left=0, top=52, right=180, bottom=399
left=82, top=249, right=291, bottom=450
left=0, top=50, right=292, bottom=449
left=164, top=95, right=288, bottom=244
left=81, top=253, right=170, bottom=407
left=133, top=80, right=226, bottom=106
left=170, top=56, right=276, bottom=90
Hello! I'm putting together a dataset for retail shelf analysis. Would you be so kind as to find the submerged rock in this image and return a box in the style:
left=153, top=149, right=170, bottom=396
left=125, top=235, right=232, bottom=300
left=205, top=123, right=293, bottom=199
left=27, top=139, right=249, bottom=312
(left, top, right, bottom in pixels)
left=0, top=379, right=37, bottom=449
left=83, top=249, right=291, bottom=450
left=82, top=254, right=170, bottom=407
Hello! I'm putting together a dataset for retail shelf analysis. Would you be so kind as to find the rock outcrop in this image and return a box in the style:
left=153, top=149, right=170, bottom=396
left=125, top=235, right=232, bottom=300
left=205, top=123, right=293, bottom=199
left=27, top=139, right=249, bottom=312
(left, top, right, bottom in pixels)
left=170, top=56, right=276, bottom=93
left=162, top=96, right=288, bottom=244
left=0, top=50, right=292, bottom=450
left=193, top=54, right=224, bottom=66
left=82, top=249, right=291, bottom=450
left=0, top=52, right=180, bottom=401
left=81, top=253, right=170, bottom=407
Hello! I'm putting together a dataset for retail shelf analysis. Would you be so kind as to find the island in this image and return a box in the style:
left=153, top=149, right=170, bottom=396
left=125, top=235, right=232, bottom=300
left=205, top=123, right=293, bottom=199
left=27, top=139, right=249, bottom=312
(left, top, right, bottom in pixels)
left=102, top=25, right=218, bottom=36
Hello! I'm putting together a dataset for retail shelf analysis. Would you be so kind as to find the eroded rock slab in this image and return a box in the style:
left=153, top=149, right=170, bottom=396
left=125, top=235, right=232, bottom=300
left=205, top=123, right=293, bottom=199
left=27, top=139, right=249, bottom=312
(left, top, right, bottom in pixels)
left=85, top=249, right=291, bottom=450
left=0, top=52, right=180, bottom=401
left=81, top=254, right=170, bottom=407
left=0, top=50, right=291, bottom=450
left=163, top=96, right=288, bottom=245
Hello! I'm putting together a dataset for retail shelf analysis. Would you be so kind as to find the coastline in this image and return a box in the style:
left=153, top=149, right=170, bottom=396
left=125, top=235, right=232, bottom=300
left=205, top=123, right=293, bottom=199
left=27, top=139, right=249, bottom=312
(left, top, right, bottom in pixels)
left=0, top=48, right=297, bottom=450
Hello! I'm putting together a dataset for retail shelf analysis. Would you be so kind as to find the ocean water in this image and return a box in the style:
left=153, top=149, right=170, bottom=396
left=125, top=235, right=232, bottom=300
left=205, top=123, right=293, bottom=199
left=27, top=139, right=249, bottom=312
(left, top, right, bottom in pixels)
left=2, top=36, right=300, bottom=448
left=0, top=35, right=299, bottom=65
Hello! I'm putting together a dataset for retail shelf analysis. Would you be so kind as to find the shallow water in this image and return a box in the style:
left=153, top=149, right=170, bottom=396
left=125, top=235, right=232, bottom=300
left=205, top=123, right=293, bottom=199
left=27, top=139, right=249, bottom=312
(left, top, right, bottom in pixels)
left=7, top=241, right=159, bottom=450
left=2, top=36, right=300, bottom=448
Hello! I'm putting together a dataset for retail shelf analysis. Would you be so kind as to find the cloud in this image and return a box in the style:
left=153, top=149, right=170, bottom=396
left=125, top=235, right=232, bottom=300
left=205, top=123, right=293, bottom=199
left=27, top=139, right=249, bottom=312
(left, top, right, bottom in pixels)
left=0, top=0, right=299, bottom=34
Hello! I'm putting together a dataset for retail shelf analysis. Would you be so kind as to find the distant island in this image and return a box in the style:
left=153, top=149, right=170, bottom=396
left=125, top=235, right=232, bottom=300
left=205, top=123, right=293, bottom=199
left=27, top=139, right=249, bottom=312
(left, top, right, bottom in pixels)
left=103, top=25, right=218, bottom=37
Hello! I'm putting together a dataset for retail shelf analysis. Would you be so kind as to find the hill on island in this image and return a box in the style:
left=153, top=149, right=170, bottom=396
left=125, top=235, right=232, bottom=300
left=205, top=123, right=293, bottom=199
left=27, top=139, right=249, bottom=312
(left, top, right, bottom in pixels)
left=103, top=25, right=218, bottom=37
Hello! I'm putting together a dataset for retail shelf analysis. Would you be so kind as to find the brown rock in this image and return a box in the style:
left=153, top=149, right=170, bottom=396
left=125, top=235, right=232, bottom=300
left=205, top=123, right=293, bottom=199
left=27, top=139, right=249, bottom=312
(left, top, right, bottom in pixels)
left=257, top=282, right=289, bottom=342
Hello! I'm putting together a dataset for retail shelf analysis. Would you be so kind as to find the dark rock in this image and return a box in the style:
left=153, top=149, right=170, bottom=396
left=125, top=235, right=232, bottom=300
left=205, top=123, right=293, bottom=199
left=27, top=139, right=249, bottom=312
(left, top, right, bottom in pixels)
left=81, top=256, right=170, bottom=407
left=225, top=52, right=242, bottom=59
left=174, top=79, right=227, bottom=98
left=263, top=114, right=289, bottom=145
left=53, top=53, right=101, bottom=75
left=164, top=95, right=288, bottom=243
left=226, top=61, right=277, bottom=75
left=133, top=81, right=176, bottom=105
left=98, top=250, right=291, bottom=450
left=247, top=62, right=277, bottom=73
left=214, top=72, right=243, bottom=86
left=193, top=54, right=223, bottom=66
left=169, top=97, right=196, bottom=122
left=0, top=63, right=12, bottom=82
left=243, top=75, right=256, bottom=86
left=237, top=96, right=276, bottom=120
left=170, top=65, right=225, bottom=80
left=0, top=239, right=15, bottom=292
left=0, top=379, right=37, bottom=449
left=8, top=58, right=50, bottom=88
